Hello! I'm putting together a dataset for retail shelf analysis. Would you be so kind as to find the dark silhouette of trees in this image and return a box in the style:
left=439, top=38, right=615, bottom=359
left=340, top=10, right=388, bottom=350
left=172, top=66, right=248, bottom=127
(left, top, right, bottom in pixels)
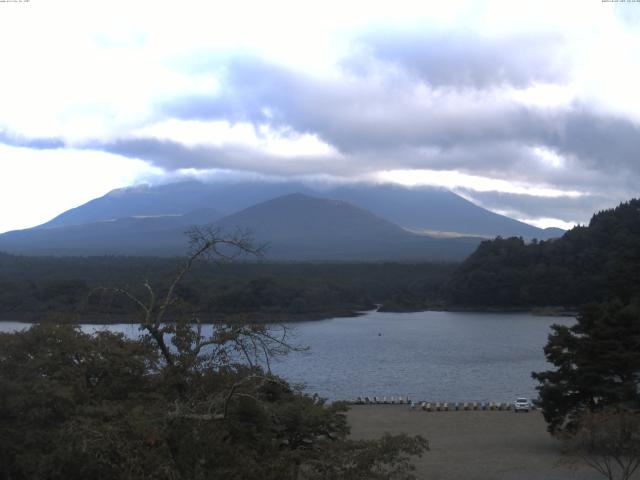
left=532, top=300, right=640, bottom=434
left=0, top=228, right=428, bottom=479
left=533, top=298, right=640, bottom=479
left=447, top=199, right=640, bottom=308
left=0, top=251, right=455, bottom=321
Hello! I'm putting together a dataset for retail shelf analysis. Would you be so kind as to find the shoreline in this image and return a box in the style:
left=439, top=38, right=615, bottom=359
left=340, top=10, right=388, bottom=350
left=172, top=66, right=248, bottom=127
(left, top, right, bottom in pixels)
left=0, top=304, right=577, bottom=325
left=0, top=309, right=366, bottom=325
left=380, top=304, right=578, bottom=317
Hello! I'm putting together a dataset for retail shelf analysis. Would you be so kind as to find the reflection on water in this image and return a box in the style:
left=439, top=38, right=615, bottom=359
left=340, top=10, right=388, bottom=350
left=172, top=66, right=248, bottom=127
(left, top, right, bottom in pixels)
left=0, top=311, right=573, bottom=402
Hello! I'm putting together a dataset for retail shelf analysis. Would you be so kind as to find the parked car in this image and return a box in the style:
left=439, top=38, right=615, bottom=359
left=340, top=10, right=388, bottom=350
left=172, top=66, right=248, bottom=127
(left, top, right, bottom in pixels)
left=513, top=398, right=532, bottom=412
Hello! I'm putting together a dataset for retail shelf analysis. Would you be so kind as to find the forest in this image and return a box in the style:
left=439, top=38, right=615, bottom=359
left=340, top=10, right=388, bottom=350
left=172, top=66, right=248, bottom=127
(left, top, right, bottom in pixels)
left=446, top=199, right=640, bottom=308
left=0, top=253, right=454, bottom=322
left=2, top=199, right=639, bottom=321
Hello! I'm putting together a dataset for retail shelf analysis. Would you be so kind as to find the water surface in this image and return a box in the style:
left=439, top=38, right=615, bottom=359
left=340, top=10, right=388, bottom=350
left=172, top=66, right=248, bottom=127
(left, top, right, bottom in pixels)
left=0, top=311, right=573, bottom=402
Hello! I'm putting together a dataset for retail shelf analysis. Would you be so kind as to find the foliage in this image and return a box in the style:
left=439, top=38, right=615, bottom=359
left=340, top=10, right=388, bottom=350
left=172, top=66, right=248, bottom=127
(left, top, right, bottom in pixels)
left=532, top=300, right=640, bottom=434
left=0, top=228, right=427, bottom=479
left=562, top=407, right=640, bottom=480
left=447, top=199, right=640, bottom=307
left=0, top=252, right=455, bottom=320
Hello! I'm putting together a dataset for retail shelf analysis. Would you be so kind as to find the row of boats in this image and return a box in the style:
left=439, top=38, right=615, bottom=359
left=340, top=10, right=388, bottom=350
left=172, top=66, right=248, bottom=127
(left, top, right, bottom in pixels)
left=414, top=401, right=528, bottom=411
left=353, top=396, right=410, bottom=404
left=352, top=397, right=536, bottom=411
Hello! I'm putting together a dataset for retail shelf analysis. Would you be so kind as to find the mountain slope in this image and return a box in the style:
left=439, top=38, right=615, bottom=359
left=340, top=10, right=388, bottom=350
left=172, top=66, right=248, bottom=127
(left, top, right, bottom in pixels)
left=0, top=194, right=480, bottom=260
left=40, top=182, right=218, bottom=228
left=326, top=184, right=560, bottom=239
left=211, top=193, right=480, bottom=261
left=0, top=208, right=222, bottom=256
left=39, top=181, right=314, bottom=229
left=36, top=180, right=562, bottom=239
left=215, top=193, right=408, bottom=242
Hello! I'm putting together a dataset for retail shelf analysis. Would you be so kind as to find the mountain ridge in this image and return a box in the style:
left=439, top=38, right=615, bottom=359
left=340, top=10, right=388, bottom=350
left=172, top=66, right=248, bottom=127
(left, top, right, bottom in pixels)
left=213, top=193, right=481, bottom=261
left=35, top=180, right=563, bottom=240
left=0, top=193, right=481, bottom=260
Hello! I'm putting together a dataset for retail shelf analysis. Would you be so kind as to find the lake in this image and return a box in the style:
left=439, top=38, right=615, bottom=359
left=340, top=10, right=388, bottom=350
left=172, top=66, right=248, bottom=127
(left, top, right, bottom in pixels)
left=0, top=310, right=573, bottom=403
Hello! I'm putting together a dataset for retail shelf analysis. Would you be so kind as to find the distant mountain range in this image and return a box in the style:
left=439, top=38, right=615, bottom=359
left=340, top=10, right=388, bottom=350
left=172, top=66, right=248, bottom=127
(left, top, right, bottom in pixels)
left=0, top=208, right=223, bottom=257
left=39, top=180, right=563, bottom=239
left=0, top=181, right=564, bottom=260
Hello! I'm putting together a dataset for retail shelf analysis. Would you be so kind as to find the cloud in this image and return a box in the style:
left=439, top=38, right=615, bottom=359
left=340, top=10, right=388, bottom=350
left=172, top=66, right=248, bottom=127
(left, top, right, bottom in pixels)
left=348, top=30, right=569, bottom=89
left=540, top=108, right=640, bottom=175
left=5, top=9, right=640, bottom=231
left=456, top=189, right=614, bottom=225
left=92, top=137, right=345, bottom=177
left=8, top=29, right=639, bottom=222
left=156, top=52, right=640, bottom=188
left=0, top=130, right=65, bottom=150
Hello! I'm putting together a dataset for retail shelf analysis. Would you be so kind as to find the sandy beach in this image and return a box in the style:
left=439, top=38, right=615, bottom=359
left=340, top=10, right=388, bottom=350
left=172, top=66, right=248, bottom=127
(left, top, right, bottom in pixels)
left=348, top=405, right=604, bottom=480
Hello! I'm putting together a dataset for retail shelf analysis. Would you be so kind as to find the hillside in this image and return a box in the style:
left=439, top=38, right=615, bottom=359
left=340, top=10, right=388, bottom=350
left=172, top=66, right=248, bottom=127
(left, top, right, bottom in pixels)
left=0, top=209, right=222, bottom=256
left=326, top=183, right=562, bottom=239
left=446, top=199, right=640, bottom=307
left=212, top=193, right=480, bottom=261
left=35, top=180, right=562, bottom=239
left=39, top=182, right=217, bottom=228
left=0, top=193, right=480, bottom=260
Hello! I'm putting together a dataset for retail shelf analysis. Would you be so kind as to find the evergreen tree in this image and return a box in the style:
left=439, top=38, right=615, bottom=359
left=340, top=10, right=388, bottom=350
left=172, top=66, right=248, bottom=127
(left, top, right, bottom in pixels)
left=447, top=199, right=640, bottom=307
left=532, top=300, right=640, bottom=434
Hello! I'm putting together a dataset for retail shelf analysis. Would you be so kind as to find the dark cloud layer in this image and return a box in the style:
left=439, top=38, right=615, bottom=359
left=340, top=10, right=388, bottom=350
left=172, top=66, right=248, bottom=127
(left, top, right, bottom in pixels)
left=0, top=131, right=65, bottom=150
left=349, top=30, right=569, bottom=89
left=123, top=33, right=640, bottom=225
left=542, top=110, right=640, bottom=174
left=93, top=137, right=343, bottom=176
left=161, top=55, right=640, bottom=183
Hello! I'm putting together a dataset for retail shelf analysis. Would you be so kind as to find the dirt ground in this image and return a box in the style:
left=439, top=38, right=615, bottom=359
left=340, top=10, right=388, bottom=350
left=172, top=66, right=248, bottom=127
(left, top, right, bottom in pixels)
left=347, top=405, right=605, bottom=480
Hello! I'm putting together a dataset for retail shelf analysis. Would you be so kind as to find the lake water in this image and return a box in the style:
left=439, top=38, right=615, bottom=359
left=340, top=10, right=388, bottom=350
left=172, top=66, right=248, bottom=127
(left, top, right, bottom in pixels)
left=0, top=310, right=573, bottom=403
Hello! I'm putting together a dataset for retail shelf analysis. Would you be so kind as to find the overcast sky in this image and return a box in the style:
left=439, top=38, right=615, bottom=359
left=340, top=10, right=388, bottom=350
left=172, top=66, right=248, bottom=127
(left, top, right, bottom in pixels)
left=1, top=0, right=639, bottom=233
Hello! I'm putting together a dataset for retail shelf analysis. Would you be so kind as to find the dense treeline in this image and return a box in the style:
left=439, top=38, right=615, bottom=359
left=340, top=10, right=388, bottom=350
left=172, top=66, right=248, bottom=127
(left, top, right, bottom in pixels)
left=524, top=212, right=640, bottom=472
left=0, top=254, right=455, bottom=321
left=1, top=231, right=429, bottom=479
left=447, top=199, right=640, bottom=307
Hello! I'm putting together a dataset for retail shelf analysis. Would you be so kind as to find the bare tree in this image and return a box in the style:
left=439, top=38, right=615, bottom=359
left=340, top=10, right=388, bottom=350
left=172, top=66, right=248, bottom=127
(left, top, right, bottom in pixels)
left=92, top=226, right=311, bottom=423
left=94, top=226, right=299, bottom=374
left=563, top=407, right=640, bottom=480
left=3, top=227, right=429, bottom=479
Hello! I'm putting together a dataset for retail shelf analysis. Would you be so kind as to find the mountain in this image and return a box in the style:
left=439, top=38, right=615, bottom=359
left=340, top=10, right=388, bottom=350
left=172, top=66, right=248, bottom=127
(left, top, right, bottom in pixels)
left=322, top=184, right=561, bottom=239
left=1, top=178, right=567, bottom=260
left=0, top=194, right=480, bottom=260
left=0, top=208, right=223, bottom=256
left=446, top=199, right=640, bottom=307
left=212, top=193, right=480, bottom=261
left=36, top=180, right=562, bottom=240
left=542, top=227, right=566, bottom=238
left=38, top=181, right=313, bottom=229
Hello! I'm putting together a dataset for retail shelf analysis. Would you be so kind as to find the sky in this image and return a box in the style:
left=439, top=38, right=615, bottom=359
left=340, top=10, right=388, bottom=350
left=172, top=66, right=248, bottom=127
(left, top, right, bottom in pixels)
left=1, top=0, right=640, bottom=233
